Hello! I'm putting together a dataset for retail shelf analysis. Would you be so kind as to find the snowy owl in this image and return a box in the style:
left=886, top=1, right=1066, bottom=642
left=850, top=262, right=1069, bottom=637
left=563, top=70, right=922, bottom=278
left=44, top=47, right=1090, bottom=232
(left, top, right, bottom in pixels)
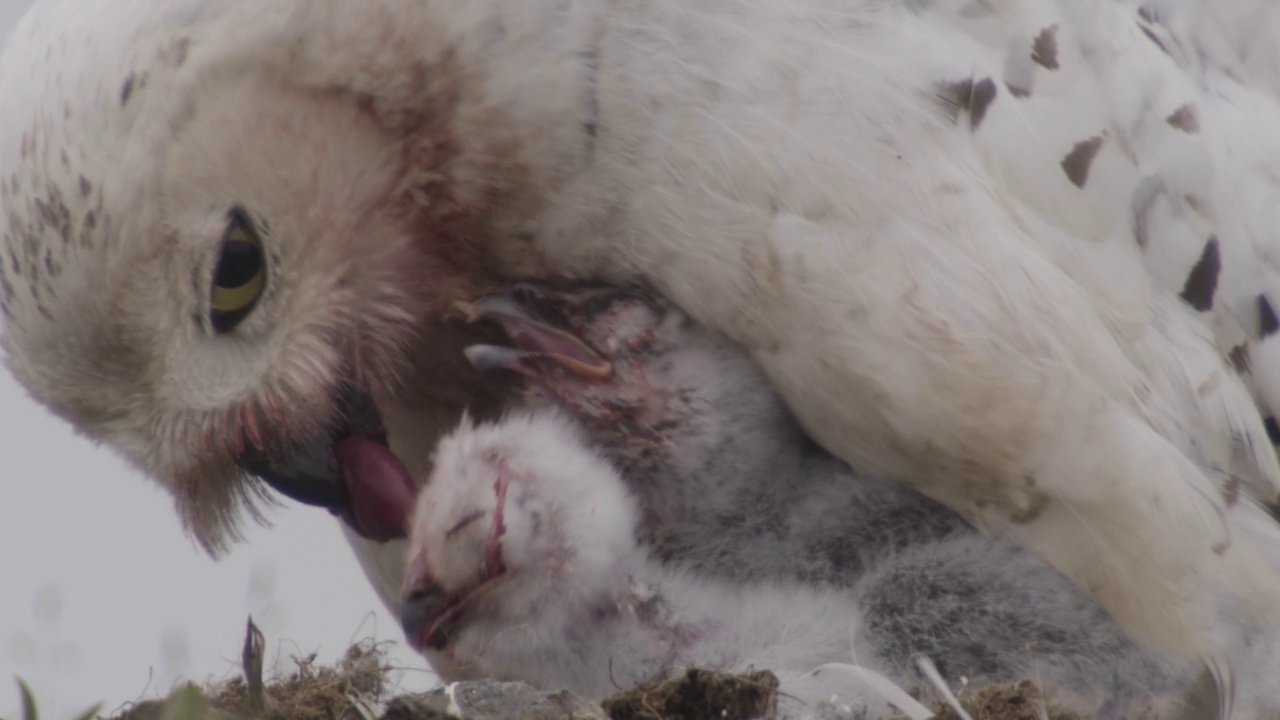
left=401, top=410, right=1192, bottom=719
left=7, top=0, right=1280, bottom=690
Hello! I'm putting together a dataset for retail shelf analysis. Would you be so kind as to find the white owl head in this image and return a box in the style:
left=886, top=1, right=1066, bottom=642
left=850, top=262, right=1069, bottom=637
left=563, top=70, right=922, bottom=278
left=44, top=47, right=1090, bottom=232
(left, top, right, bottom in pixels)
left=0, top=0, right=506, bottom=550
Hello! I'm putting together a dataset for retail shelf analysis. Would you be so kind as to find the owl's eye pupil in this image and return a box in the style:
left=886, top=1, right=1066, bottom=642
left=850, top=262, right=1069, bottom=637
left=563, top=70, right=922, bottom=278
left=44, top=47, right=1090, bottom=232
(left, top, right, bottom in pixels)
left=214, top=239, right=262, bottom=289
left=210, top=208, right=267, bottom=334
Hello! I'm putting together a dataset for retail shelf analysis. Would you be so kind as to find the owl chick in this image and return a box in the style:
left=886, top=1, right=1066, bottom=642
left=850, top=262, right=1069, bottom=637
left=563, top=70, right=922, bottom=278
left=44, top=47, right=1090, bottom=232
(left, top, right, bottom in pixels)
left=465, top=284, right=973, bottom=587
left=460, top=283, right=1280, bottom=717
left=403, top=410, right=1202, bottom=719
left=8, top=0, right=1280, bottom=689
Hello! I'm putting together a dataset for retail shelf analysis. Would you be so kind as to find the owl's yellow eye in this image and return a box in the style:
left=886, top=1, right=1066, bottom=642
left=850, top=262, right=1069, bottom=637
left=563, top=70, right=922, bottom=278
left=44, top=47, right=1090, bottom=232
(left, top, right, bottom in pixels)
left=210, top=209, right=266, bottom=334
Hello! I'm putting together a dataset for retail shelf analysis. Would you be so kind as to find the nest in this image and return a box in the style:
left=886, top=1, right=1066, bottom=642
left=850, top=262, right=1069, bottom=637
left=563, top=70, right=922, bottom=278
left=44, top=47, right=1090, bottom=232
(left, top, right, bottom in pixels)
left=110, top=619, right=391, bottom=720
left=925, top=680, right=1084, bottom=720
left=602, top=668, right=780, bottom=720
left=90, top=617, right=1136, bottom=720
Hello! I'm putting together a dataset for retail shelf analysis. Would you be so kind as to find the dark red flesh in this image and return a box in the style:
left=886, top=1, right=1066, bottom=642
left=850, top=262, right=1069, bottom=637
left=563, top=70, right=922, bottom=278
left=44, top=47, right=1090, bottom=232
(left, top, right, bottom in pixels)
left=334, top=436, right=417, bottom=542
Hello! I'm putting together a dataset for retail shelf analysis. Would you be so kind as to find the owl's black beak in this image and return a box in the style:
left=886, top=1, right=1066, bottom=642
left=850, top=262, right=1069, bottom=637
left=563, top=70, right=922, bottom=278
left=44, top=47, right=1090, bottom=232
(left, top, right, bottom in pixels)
left=236, top=383, right=414, bottom=542
left=240, top=438, right=350, bottom=508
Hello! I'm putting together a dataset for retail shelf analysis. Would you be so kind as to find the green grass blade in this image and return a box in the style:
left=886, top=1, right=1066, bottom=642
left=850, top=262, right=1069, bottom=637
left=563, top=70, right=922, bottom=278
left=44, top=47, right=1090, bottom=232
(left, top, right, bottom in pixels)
left=16, top=678, right=38, bottom=720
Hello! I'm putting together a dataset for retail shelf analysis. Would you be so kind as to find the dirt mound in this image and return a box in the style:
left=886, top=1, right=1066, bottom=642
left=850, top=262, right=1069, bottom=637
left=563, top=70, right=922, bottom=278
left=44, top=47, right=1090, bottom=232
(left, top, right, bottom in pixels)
left=602, top=668, right=780, bottom=720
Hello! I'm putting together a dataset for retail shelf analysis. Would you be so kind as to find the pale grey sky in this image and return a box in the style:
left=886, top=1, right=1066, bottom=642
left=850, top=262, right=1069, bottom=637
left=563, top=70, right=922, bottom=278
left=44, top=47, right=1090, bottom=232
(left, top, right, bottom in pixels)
left=0, top=3, right=435, bottom=717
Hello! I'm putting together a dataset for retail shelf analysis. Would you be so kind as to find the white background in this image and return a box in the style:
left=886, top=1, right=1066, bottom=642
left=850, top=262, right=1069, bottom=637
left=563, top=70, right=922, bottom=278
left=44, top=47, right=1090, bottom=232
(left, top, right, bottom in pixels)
left=0, top=2, right=436, bottom=717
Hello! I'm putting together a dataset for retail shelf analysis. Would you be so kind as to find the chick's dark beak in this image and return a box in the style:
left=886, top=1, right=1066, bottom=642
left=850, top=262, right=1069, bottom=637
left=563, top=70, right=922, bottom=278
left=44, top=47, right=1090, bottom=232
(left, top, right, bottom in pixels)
left=400, top=573, right=454, bottom=651
left=236, top=383, right=415, bottom=542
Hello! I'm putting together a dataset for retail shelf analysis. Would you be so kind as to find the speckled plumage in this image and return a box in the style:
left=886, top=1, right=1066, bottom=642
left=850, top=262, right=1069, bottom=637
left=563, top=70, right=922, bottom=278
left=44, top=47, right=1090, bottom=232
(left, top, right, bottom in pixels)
left=6, top=1, right=1280, bottom=702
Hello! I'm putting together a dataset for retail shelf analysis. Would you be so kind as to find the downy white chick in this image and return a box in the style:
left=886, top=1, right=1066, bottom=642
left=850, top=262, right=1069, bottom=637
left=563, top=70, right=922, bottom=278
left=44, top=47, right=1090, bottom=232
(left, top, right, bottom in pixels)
left=402, top=411, right=899, bottom=718
left=403, top=407, right=1195, bottom=719
left=417, top=284, right=1241, bottom=718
